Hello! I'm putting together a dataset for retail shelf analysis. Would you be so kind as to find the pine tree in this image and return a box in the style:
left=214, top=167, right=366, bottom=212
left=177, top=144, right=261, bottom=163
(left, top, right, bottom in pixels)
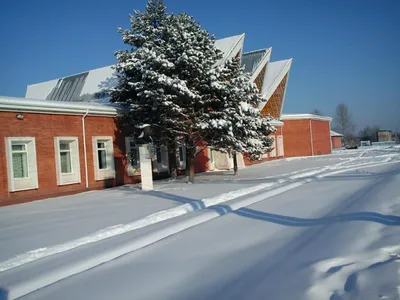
left=205, top=57, right=275, bottom=175
left=110, top=0, right=223, bottom=182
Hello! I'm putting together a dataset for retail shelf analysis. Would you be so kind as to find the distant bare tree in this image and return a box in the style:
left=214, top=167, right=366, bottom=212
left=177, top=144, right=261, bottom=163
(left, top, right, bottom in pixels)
left=311, top=109, right=323, bottom=116
left=359, top=125, right=380, bottom=142
left=333, top=104, right=355, bottom=144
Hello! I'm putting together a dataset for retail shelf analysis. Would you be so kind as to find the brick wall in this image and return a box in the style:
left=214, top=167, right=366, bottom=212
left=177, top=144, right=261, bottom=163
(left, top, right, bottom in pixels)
left=331, top=136, right=343, bottom=149
left=311, top=120, right=332, bottom=155
left=0, top=112, right=139, bottom=206
left=282, top=119, right=312, bottom=157
left=282, top=118, right=332, bottom=157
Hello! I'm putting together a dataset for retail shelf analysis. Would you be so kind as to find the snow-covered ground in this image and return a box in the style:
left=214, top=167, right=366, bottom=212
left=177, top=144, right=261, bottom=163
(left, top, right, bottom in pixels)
left=0, top=148, right=399, bottom=299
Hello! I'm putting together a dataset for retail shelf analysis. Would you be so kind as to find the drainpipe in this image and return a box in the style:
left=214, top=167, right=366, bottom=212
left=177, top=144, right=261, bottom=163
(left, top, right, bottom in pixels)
left=82, top=109, right=89, bottom=188
left=309, top=118, right=314, bottom=156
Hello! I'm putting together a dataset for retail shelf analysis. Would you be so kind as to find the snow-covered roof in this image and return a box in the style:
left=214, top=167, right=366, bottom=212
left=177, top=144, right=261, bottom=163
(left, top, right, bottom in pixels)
left=25, top=35, right=246, bottom=103
left=281, top=114, right=332, bottom=122
left=26, top=65, right=116, bottom=104
left=258, top=59, right=292, bottom=110
left=0, top=96, right=118, bottom=116
left=214, top=33, right=245, bottom=66
left=330, top=130, right=343, bottom=137
left=261, top=59, right=292, bottom=98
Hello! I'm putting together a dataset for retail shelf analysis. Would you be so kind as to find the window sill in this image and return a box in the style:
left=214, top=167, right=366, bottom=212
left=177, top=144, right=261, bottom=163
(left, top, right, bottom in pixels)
left=57, top=181, right=81, bottom=186
left=95, top=170, right=116, bottom=181
left=10, top=186, right=39, bottom=193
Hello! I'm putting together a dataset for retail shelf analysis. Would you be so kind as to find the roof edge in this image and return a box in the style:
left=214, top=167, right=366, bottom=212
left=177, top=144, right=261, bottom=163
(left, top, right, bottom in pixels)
left=220, top=33, right=246, bottom=65
left=250, top=48, right=272, bottom=82
left=262, top=58, right=292, bottom=101
left=330, top=130, right=343, bottom=137
left=26, top=64, right=115, bottom=88
left=270, top=119, right=284, bottom=126
left=0, top=96, right=118, bottom=117
left=281, top=114, right=332, bottom=122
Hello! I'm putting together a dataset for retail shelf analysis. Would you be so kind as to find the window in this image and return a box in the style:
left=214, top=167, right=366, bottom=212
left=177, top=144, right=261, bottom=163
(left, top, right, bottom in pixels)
left=156, top=147, right=162, bottom=163
left=176, top=142, right=186, bottom=170
left=54, top=137, right=81, bottom=185
left=92, top=137, right=115, bottom=180
left=129, top=141, right=140, bottom=167
left=5, top=137, right=38, bottom=192
left=179, top=146, right=184, bottom=162
left=11, top=143, right=28, bottom=178
left=125, top=137, right=140, bottom=176
left=97, top=142, right=107, bottom=170
left=59, top=142, right=72, bottom=173
left=209, top=148, right=215, bottom=164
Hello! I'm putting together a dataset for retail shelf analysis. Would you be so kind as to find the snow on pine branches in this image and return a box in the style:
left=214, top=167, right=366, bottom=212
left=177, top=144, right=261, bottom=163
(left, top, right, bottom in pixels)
left=110, top=0, right=275, bottom=180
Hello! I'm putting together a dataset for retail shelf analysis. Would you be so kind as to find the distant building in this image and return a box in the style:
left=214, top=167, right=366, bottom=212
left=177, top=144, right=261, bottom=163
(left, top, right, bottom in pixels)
left=330, top=130, right=343, bottom=149
left=378, top=130, right=392, bottom=142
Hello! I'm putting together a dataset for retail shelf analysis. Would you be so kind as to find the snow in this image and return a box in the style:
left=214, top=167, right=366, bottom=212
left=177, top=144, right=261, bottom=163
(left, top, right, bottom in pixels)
left=25, top=78, right=59, bottom=100
left=14, top=157, right=400, bottom=300
left=24, top=34, right=245, bottom=104
left=214, top=34, right=244, bottom=65
left=260, top=59, right=291, bottom=109
left=25, top=65, right=115, bottom=104
left=0, top=148, right=399, bottom=299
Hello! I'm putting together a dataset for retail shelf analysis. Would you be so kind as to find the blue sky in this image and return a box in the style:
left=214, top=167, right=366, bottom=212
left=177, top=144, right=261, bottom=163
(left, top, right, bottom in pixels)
left=1, top=0, right=399, bottom=131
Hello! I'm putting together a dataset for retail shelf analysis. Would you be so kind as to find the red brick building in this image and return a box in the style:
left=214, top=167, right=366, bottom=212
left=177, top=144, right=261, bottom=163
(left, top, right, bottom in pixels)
left=0, top=34, right=334, bottom=205
left=280, top=114, right=333, bottom=157
left=330, top=130, right=344, bottom=149
left=0, top=98, right=186, bottom=205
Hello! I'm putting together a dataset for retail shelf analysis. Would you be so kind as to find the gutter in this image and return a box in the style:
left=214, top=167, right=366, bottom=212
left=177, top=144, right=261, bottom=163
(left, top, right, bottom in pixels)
left=82, top=109, right=89, bottom=188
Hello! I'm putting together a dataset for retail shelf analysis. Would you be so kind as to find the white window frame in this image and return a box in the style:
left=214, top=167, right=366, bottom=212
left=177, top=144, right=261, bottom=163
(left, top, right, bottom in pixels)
left=176, top=141, right=186, bottom=170
left=152, top=144, right=169, bottom=173
left=277, top=135, right=284, bottom=157
left=54, top=137, right=81, bottom=186
left=270, top=137, right=277, bottom=157
left=125, top=137, right=140, bottom=176
left=209, top=148, right=215, bottom=164
left=92, top=136, right=115, bottom=180
left=5, top=137, right=38, bottom=192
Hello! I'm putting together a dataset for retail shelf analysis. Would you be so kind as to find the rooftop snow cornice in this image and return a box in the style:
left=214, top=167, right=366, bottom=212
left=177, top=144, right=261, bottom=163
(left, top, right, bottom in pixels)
left=330, top=130, right=343, bottom=137
left=281, top=114, right=332, bottom=122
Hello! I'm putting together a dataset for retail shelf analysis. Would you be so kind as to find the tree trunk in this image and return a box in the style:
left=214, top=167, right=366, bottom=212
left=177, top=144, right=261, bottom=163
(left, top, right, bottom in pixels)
left=168, top=142, right=177, bottom=180
left=186, top=147, right=196, bottom=183
left=233, top=152, right=238, bottom=176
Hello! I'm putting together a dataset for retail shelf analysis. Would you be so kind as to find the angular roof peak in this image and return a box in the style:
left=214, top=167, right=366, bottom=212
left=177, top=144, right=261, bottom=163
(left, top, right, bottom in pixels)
left=214, top=33, right=245, bottom=66
left=241, top=48, right=271, bottom=74
left=261, top=58, right=292, bottom=99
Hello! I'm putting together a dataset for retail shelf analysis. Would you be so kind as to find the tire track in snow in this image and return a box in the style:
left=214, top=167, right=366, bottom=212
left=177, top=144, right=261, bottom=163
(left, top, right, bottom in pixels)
left=0, top=150, right=397, bottom=274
